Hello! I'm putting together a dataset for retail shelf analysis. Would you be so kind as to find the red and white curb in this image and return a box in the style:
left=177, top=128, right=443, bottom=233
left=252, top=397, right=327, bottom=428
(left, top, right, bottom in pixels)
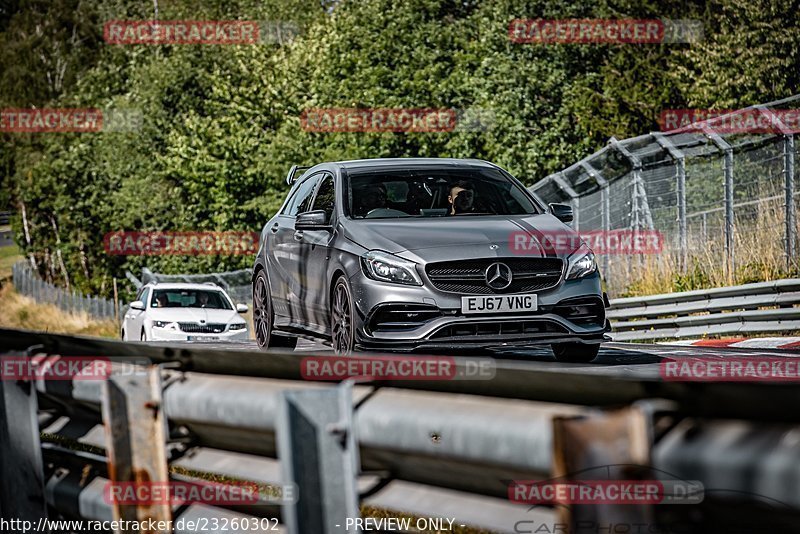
left=660, top=337, right=800, bottom=350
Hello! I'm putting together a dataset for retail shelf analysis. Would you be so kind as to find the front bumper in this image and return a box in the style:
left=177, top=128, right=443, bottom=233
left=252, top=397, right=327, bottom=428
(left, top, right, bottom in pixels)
left=349, top=269, right=609, bottom=352
left=148, top=328, right=250, bottom=342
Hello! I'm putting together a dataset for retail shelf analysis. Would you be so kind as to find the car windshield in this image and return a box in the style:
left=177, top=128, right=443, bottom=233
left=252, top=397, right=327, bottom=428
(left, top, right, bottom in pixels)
left=346, top=167, right=542, bottom=219
left=150, top=288, right=232, bottom=310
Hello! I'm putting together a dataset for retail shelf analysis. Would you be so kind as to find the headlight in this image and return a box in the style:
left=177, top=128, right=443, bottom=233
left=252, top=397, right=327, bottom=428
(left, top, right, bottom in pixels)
left=228, top=323, right=247, bottom=331
left=361, top=250, right=423, bottom=286
left=566, top=244, right=598, bottom=279
left=152, top=321, right=174, bottom=328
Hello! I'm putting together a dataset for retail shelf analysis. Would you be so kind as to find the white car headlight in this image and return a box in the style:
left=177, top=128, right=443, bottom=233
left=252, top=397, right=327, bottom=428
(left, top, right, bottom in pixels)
left=361, top=250, right=423, bottom=286
left=228, top=323, right=247, bottom=331
left=566, top=244, right=598, bottom=280
left=152, top=321, right=177, bottom=329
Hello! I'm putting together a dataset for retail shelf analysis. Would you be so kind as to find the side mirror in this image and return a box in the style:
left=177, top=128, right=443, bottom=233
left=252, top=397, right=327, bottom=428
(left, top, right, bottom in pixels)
left=236, top=303, right=249, bottom=313
left=549, top=203, right=573, bottom=223
left=295, top=210, right=331, bottom=231
left=130, top=300, right=145, bottom=311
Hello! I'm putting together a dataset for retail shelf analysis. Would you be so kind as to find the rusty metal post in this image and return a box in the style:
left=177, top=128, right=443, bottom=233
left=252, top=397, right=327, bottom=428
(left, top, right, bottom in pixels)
left=102, top=366, right=171, bottom=533
left=0, top=352, right=48, bottom=526
left=552, top=406, right=652, bottom=533
left=277, top=381, right=360, bottom=534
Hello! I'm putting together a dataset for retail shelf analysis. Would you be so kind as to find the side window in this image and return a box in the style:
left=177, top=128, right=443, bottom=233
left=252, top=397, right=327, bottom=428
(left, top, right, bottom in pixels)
left=282, top=174, right=320, bottom=217
left=311, top=174, right=336, bottom=223
left=137, top=288, right=150, bottom=307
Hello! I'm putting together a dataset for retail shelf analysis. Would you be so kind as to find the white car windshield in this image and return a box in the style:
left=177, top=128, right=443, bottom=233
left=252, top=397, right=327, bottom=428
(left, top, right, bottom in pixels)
left=150, top=289, right=232, bottom=310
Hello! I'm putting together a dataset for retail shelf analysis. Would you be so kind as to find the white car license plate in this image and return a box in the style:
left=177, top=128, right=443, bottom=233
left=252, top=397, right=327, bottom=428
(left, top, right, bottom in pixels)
left=187, top=336, right=220, bottom=341
left=461, top=294, right=538, bottom=314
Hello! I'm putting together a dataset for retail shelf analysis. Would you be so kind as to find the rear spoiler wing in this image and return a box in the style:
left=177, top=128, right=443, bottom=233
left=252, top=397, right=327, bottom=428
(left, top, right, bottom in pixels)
left=286, top=165, right=312, bottom=186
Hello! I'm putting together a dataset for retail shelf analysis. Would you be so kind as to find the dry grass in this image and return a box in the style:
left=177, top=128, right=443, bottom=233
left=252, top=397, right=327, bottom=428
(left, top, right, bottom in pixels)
left=618, top=201, right=800, bottom=297
left=0, top=282, right=118, bottom=338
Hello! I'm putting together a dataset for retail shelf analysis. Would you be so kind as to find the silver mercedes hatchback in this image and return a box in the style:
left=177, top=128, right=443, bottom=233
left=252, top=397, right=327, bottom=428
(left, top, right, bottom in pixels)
left=252, top=158, right=610, bottom=361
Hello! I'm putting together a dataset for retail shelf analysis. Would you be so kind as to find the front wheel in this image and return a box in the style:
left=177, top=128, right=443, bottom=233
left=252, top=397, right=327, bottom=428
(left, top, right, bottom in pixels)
left=551, top=342, right=600, bottom=363
left=331, top=277, right=355, bottom=354
left=253, top=270, right=298, bottom=350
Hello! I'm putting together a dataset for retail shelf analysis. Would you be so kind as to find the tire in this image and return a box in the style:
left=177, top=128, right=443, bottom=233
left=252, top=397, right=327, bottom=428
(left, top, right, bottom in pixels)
left=140, top=329, right=147, bottom=342
left=121, top=329, right=126, bottom=341
left=253, top=270, right=298, bottom=350
left=330, top=276, right=355, bottom=354
left=551, top=342, right=600, bottom=363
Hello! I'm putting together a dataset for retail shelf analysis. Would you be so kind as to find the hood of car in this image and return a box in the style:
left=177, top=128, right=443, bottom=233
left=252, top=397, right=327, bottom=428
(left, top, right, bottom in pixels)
left=147, top=308, right=245, bottom=324
left=344, top=214, right=579, bottom=259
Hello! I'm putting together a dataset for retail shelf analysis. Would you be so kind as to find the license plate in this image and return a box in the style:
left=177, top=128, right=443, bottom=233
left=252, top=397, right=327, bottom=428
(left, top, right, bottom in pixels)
left=461, top=293, right=538, bottom=314
left=187, top=336, right=220, bottom=341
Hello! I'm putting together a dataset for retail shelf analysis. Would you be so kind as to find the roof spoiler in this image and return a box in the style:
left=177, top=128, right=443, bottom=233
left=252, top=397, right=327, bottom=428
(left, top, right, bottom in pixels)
left=286, top=165, right=312, bottom=186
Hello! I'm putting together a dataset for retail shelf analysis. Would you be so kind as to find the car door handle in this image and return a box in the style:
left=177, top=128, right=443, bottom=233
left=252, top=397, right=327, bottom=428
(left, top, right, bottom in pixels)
left=293, top=231, right=304, bottom=241
left=270, top=223, right=280, bottom=233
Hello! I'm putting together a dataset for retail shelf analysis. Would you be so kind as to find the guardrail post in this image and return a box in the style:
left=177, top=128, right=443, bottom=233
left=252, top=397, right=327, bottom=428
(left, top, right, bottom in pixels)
left=581, top=162, right=612, bottom=283
left=0, top=353, right=48, bottom=526
left=102, top=366, right=172, bottom=532
left=277, top=381, right=360, bottom=534
left=553, top=406, right=653, bottom=531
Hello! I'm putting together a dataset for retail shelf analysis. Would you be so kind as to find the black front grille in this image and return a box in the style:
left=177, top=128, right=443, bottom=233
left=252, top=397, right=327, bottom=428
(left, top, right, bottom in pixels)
left=429, top=319, right=567, bottom=339
left=426, top=258, right=563, bottom=294
left=179, top=322, right=227, bottom=334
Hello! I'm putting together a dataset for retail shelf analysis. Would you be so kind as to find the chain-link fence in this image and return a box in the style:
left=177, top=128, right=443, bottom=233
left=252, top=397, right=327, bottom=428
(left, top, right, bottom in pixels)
left=12, top=261, right=122, bottom=320
left=530, top=95, right=800, bottom=297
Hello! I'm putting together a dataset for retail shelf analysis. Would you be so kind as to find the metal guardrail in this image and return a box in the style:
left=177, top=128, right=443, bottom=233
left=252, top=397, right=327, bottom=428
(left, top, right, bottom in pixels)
left=608, top=279, right=800, bottom=341
left=3, top=329, right=800, bottom=533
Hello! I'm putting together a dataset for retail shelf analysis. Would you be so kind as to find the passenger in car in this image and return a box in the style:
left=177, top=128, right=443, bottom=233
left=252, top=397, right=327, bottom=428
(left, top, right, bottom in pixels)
left=448, top=180, right=476, bottom=215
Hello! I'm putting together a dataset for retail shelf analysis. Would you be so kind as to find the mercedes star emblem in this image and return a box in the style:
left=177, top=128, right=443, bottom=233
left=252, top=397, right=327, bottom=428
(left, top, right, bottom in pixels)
left=485, top=262, right=513, bottom=290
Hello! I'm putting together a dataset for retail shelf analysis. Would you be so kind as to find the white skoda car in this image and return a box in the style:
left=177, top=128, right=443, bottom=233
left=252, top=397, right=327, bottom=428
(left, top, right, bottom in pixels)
left=121, top=282, right=250, bottom=342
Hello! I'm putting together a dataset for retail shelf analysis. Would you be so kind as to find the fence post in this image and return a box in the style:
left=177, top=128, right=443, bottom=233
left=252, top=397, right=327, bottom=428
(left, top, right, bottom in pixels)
left=102, top=366, right=172, bottom=531
left=277, top=381, right=360, bottom=534
left=756, top=107, right=796, bottom=268
left=703, top=128, right=735, bottom=282
left=654, top=133, right=688, bottom=271
left=0, top=353, right=49, bottom=525
left=552, top=172, right=580, bottom=230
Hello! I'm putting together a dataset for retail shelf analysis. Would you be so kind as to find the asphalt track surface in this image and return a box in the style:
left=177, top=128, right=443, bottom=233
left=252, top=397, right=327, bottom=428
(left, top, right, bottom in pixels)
left=173, top=338, right=800, bottom=380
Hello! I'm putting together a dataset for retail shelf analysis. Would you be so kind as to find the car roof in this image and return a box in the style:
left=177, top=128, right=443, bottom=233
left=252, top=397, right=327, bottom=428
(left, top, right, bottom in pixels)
left=334, top=157, right=499, bottom=170
left=144, top=282, right=226, bottom=292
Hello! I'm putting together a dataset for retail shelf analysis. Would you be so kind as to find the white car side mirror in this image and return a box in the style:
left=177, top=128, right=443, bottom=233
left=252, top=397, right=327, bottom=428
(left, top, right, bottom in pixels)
left=130, top=300, right=145, bottom=311
left=236, top=303, right=249, bottom=313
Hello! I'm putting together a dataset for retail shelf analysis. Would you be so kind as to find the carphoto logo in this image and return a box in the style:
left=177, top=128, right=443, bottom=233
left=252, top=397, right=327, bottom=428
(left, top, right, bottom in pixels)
left=509, top=229, right=663, bottom=255
left=1, top=355, right=150, bottom=381
left=509, top=19, right=702, bottom=44
left=0, top=108, right=142, bottom=133
left=661, top=357, right=800, bottom=382
left=660, top=109, right=800, bottom=134
left=508, top=479, right=704, bottom=505
left=103, top=231, right=259, bottom=256
left=104, top=20, right=299, bottom=45
left=300, top=355, right=495, bottom=381
left=104, top=481, right=263, bottom=506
